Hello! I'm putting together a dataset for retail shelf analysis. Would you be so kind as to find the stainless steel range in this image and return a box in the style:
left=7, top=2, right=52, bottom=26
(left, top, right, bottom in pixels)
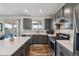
left=48, top=33, right=70, bottom=56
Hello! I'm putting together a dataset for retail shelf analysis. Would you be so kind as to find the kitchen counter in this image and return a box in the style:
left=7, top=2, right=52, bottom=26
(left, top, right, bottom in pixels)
left=21, top=33, right=55, bottom=36
left=48, top=35, right=74, bottom=55
left=56, top=39, right=74, bottom=53
left=48, top=34, right=56, bottom=37
left=0, top=37, right=31, bottom=56
left=48, top=32, right=74, bottom=53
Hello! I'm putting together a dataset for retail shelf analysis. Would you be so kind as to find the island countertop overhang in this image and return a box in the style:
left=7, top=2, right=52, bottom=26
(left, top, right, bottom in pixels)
left=0, top=37, right=31, bottom=56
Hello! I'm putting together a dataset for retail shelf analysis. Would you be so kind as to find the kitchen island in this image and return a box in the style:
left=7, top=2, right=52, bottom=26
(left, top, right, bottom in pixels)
left=0, top=37, right=31, bottom=56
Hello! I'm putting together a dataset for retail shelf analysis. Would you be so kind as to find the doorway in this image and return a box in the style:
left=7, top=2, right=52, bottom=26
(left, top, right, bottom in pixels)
left=4, top=18, right=20, bottom=37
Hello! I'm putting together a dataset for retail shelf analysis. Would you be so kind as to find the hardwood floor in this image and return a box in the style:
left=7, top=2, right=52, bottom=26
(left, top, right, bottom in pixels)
left=29, top=44, right=51, bottom=56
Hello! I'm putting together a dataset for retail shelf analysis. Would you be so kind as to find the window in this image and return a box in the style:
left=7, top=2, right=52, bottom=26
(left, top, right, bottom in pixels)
left=5, top=23, right=17, bottom=34
left=5, top=24, right=12, bottom=29
left=5, top=24, right=17, bottom=29
left=32, top=21, right=43, bottom=30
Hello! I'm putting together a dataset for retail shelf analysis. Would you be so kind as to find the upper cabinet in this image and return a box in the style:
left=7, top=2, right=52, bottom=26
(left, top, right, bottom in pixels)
left=55, top=8, right=64, bottom=20
left=23, top=18, right=32, bottom=29
left=63, top=4, right=73, bottom=29
left=54, top=8, right=64, bottom=29
left=52, top=4, right=74, bottom=29
left=45, top=18, right=52, bottom=30
left=51, top=16, right=56, bottom=29
left=64, top=4, right=73, bottom=23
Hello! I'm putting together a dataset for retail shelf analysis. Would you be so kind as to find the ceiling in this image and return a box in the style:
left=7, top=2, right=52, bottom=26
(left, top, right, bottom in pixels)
left=0, top=3, right=65, bottom=17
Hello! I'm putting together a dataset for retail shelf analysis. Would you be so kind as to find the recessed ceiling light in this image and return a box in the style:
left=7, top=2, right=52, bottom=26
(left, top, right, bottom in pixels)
left=25, top=9, right=28, bottom=13
left=39, top=9, right=42, bottom=13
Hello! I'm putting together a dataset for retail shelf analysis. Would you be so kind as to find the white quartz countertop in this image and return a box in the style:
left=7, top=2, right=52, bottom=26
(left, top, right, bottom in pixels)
left=0, top=37, right=31, bottom=56
left=48, top=33, right=74, bottom=53
left=48, top=34, right=56, bottom=37
left=57, top=40, right=74, bottom=53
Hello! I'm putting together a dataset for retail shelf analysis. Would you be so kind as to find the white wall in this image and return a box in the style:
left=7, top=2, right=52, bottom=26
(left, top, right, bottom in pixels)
left=0, top=16, right=51, bottom=35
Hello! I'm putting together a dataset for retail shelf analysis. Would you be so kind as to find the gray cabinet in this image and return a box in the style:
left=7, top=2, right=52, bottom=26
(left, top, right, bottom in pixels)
left=48, top=36, right=56, bottom=56
left=26, top=38, right=31, bottom=55
left=63, top=4, right=73, bottom=29
left=23, top=18, right=32, bottom=29
left=51, top=16, right=55, bottom=29
left=64, top=4, right=73, bottom=22
left=12, top=44, right=26, bottom=56
left=52, top=4, right=74, bottom=29
left=32, top=35, right=48, bottom=44
left=54, top=7, right=64, bottom=30
left=55, top=8, right=64, bottom=20
left=45, top=18, right=52, bottom=30
left=12, top=39, right=31, bottom=56
left=12, top=46, right=24, bottom=56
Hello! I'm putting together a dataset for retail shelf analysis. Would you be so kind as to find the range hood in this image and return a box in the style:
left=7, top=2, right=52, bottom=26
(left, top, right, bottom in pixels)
left=59, top=18, right=68, bottom=22
left=55, top=17, right=68, bottom=24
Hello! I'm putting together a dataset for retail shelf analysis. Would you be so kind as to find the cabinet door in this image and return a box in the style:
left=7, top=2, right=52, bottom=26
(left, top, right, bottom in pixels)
left=55, top=9, right=63, bottom=19
left=25, top=39, right=31, bottom=56
left=32, top=35, right=48, bottom=44
left=64, top=4, right=73, bottom=22
left=51, top=18, right=55, bottom=29
left=45, top=18, right=52, bottom=30
left=39, top=35, right=48, bottom=43
left=64, top=4, right=73, bottom=29
left=56, top=42, right=61, bottom=56
left=23, top=18, right=32, bottom=29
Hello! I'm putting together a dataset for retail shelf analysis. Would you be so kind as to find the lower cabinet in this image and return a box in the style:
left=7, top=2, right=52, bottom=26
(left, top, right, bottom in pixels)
left=56, top=42, right=73, bottom=56
left=48, top=36, right=56, bottom=56
left=32, top=35, right=48, bottom=44
left=12, top=47, right=24, bottom=56
left=12, top=39, right=31, bottom=56
left=26, top=39, right=31, bottom=55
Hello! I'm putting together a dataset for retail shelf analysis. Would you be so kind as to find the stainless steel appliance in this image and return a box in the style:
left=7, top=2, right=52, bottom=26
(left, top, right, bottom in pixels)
left=49, top=33, right=69, bottom=56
